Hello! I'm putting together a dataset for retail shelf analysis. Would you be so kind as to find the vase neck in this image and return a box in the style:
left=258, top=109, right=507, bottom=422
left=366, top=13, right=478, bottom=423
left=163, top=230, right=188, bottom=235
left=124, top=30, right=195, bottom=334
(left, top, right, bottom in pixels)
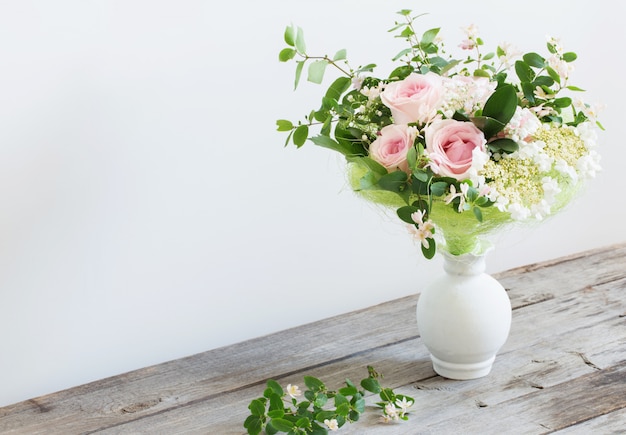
left=442, top=252, right=487, bottom=276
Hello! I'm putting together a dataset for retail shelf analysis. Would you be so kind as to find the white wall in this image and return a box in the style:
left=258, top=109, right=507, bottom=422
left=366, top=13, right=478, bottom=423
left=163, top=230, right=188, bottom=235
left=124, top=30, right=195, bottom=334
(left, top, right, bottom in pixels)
left=0, top=0, right=623, bottom=407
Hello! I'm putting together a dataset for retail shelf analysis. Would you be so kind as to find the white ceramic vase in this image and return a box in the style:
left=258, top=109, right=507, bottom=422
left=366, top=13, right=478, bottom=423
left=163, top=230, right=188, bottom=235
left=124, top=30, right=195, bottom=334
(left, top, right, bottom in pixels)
left=416, top=250, right=512, bottom=380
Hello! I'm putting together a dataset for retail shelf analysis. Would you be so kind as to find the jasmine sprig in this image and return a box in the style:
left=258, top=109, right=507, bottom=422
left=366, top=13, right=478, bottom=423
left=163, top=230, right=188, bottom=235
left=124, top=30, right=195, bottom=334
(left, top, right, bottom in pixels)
left=244, top=366, right=415, bottom=434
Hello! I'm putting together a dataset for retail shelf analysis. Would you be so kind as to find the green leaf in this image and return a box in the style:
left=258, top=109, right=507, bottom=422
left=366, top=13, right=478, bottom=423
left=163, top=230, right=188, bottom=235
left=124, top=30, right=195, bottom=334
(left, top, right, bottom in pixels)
left=471, top=116, right=505, bottom=140
left=533, top=76, right=554, bottom=87
left=308, top=60, right=328, bottom=84
left=421, top=28, right=440, bottom=45
left=296, top=417, right=311, bottom=429
left=269, top=392, right=284, bottom=411
left=353, top=395, right=366, bottom=413
left=268, top=409, right=285, bottom=419
left=392, top=48, right=412, bottom=61
left=269, top=418, right=294, bottom=432
left=314, top=393, right=328, bottom=407
left=304, top=376, right=325, bottom=392
left=378, top=171, right=408, bottom=193
left=334, top=393, right=349, bottom=407
left=293, top=125, right=309, bottom=147
left=473, top=206, right=483, bottom=222
left=310, top=426, right=328, bottom=435
left=295, top=27, right=306, bottom=53
left=546, top=66, right=561, bottom=84
left=360, top=377, right=382, bottom=393
left=515, top=60, right=534, bottom=83
left=487, top=138, right=518, bottom=154
left=324, top=76, right=351, bottom=101
left=348, top=156, right=387, bottom=175
left=473, top=68, right=490, bottom=78
left=430, top=181, right=448, bottom=197
left=412, top=198, right=430, bottom=215
left=388, top=65, right=414, bottom=80
left=284, top=25, right=296, bottom=47
left=336, top=402, right=350, bottom=417
left=562, top=52, right=577, bottom=62
left=244, top=415, right=263, bottom=435
left=480, top=84, right=517, bottom=137
left=356, top=63, right=376, bottom=73
left=466, top=186, right=479, bottom=203
left=522, top=52, right=545, bottom=68
left=310, top=135, right=363, bottom=157
left=338, top=385, right=358, bottom=396
left=406, top=146, right=417, bottom=171
left=380, top=388, right=396, bottom=402
left=554, top=96, right=572, bottom=108
left=279, top=48, right=296, bottom=62
left=422, top=238, right=436, bottom=259
left=566, top=85, right=585, bottom=92
left=359, top=172, right=379, bottom=190
left=248, top=399, right=266, bottom=417
left=413, top=168, right=430, bottom=182
left=294, top=61, right=305, bottom=89
left=333, top=49, right=347, bottom=61
left=276, top=119, right=294, bottom=132
left=397, top=205, right=418, bottom=224
left=315, top=410, right=336, bottom=422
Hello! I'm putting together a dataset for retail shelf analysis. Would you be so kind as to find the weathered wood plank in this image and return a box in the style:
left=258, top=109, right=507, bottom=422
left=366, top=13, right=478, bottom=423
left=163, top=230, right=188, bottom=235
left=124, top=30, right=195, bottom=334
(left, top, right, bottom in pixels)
left=63, top=268, right=626, bottom=434
left=0, top=243, right=624, bottom=434
left=552, top=407, right=626, bottom=434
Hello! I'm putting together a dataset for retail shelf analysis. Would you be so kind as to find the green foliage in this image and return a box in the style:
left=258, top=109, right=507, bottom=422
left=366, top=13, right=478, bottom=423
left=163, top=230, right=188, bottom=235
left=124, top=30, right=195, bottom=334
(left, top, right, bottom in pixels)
left=244, top=367, right=415, bottom=434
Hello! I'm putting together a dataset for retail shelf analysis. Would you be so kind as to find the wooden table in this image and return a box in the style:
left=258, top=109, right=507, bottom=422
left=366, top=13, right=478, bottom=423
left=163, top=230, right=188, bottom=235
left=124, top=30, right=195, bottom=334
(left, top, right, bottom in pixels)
left=1, top=243, right=625, bottom=434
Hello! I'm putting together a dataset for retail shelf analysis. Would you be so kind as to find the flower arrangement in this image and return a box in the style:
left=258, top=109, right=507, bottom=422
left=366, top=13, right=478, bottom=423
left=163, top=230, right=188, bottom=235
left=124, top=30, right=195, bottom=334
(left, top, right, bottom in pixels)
left=277, top=10, right=602, bottom=259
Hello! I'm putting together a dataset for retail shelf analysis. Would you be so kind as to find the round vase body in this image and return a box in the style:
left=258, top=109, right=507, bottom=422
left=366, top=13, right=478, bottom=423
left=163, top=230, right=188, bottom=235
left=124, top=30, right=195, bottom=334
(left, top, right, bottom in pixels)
left=416, top=252, right=511, bottom=380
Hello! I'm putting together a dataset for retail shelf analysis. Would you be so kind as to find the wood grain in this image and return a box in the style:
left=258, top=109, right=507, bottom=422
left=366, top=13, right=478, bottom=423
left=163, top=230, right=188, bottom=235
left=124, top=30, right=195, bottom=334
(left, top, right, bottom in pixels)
left=1, top=242, right=625, bottom=434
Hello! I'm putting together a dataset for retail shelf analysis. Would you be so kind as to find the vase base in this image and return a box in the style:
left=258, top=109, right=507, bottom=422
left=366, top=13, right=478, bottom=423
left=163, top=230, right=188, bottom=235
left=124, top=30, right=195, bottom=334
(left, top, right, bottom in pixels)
left=430, top=354, right=495, bottom=380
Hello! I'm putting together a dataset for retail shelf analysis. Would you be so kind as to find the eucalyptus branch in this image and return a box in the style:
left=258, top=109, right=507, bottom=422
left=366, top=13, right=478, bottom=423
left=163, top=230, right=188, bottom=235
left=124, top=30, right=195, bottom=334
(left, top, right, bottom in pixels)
left=243, top=366, right=415, bottom=435
left=299, top=54, right=353, bottom=78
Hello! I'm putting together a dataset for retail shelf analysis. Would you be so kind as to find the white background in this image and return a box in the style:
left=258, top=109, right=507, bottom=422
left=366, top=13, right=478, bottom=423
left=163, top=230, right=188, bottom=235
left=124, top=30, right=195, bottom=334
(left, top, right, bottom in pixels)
left=0, top=0, right=624, bottom=407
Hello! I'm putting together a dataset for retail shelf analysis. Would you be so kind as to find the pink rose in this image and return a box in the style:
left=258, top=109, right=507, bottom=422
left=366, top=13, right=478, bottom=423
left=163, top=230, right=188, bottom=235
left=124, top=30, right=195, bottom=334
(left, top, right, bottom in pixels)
left=425, top=119, right=486, bottom=180
left=380, top=72, right=443, bottom=125
left=369, top=124, right=417, bottom=171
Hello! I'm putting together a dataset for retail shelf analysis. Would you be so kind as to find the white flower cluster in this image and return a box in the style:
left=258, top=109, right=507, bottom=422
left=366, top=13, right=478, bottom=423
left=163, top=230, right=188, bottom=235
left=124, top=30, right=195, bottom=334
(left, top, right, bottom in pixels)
left=440, top=75, right=496, bottom=118
left=482, top=119, right=600, bottom=221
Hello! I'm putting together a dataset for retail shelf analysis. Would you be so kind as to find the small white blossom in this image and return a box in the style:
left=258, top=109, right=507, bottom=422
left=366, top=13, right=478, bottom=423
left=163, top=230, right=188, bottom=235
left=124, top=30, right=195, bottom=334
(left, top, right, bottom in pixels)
left=285, top=384, right=301, bottom=399
left=384, top=403, right=399, bottom=420
left=542, top=176, right=561, bottom=203
left=554, top=159, right=578, bottom=181
left=530, top=200, right=552, bottom=220
left=462, top=23, right=479, bottom=38
left=547, top=54, right=572, bottom=81
left=361, top=85, right=382, bottom=101
left=504, top=107, right=541, bottom=143
left=508, top=203, right=531, bottom=220
left=324, top=419, right=339, bottom=431
left=576, top=151, right=602, bottom=178
left=498, top=42, right=522, bottom=68
left=534, top=86, right=553, bottom=100
left=576, top=122, right=599, bottom=149
left=395, top=397, right=414, bottom=417
left=379, top=414, right=394, bottom=424
left=444, top=183, right=470, bottom=212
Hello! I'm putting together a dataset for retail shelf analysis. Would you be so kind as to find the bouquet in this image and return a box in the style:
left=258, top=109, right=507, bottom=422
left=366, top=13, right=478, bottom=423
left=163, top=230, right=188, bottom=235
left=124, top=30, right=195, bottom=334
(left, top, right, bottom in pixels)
left=277, top=10, right=602, bottom=259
